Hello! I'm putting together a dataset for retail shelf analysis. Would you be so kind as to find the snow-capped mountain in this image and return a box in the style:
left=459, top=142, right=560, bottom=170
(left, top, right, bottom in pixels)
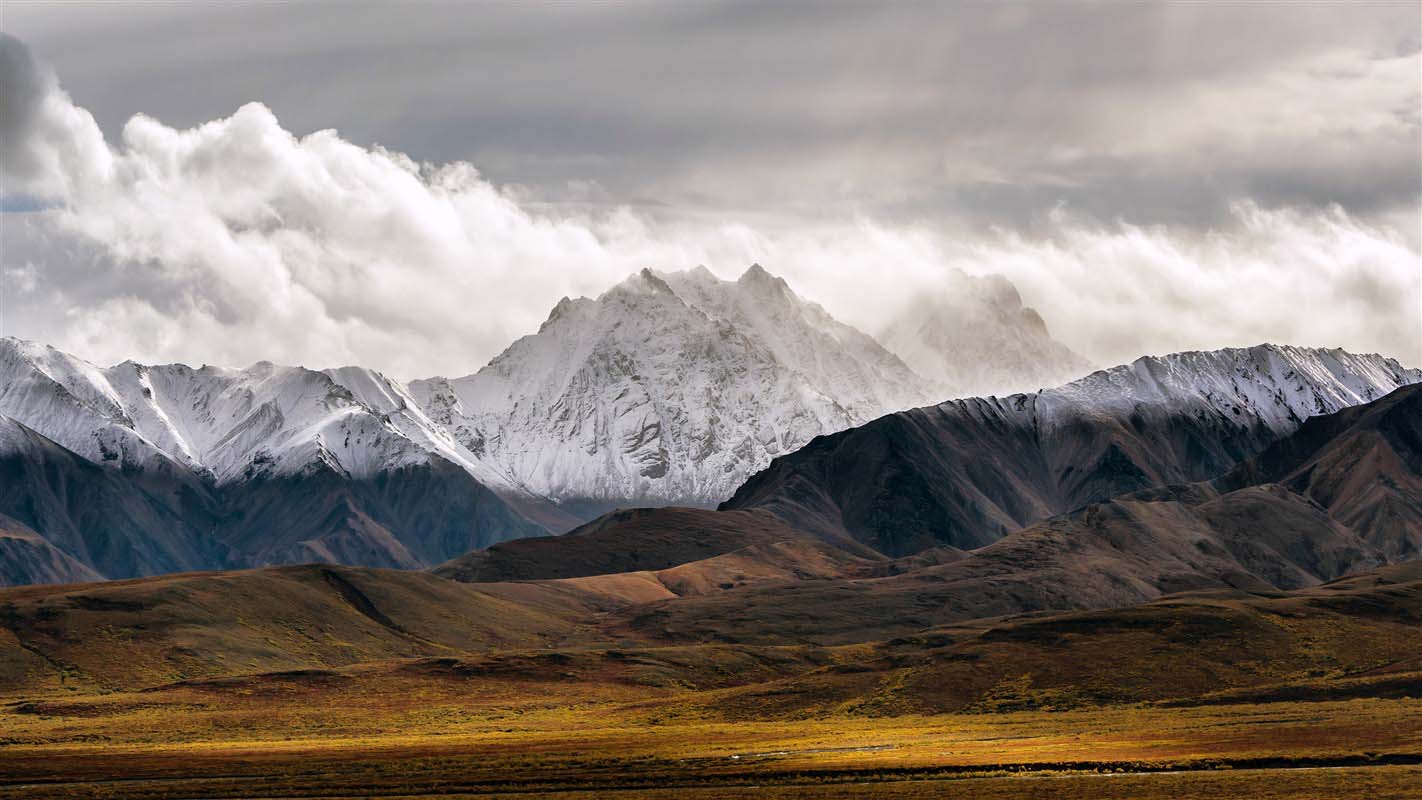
left=726, top=343, right=1422, bottom=555
left=1039, top=344, right=1415, bottom=435
left=0, top=264, right=939, bottom=564
left=4, top=260, right=1418, bottom=585
left=0, top=265, right=1103, bottom=534
left=0, top=337, right=442, bottom=484
left=662, top=265, right=929, bottom=421
left=878, top=270, right=1092, bottom=399
left=409, top=265, right=934, bottom=517
left=0, top=337, right=544, bottom=579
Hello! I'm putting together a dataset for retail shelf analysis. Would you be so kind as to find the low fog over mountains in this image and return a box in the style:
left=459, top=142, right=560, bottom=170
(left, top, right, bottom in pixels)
left=880, top=270, right=1093, bottom=398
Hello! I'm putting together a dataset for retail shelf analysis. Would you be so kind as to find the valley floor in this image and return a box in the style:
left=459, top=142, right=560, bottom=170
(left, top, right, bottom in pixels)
left=1, top=671, right=1417, bottom=798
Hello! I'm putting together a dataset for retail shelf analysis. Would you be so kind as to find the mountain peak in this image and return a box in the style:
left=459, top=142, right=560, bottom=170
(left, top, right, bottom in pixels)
left=540, top=295, right=593, bottom=332
left=0, top=336, right=58, bottom=364
left=726, top=343, right=1422, bottom=557
left=738, top=262, right=784, bottom=289
left=1048, top=344, right=1421, bottom=435
left=416, top=264, right=930, bottom=514
left=878, top=269, right=1091, bottom=398
left=605, top=267, right=678, bottom=299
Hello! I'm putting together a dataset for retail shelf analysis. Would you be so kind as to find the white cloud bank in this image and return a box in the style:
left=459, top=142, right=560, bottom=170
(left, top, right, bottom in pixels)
left=2, top=34, right=1418, bottom=378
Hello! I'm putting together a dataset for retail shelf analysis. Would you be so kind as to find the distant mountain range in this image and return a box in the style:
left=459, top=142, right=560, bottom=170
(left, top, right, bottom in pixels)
left=0, top=338, right=547, bottom=581
left=0, top=265, right=1417, bottom=585
left=629, top=382, right=1422, bottom=645
left=425, top=381, right=1421, bottom=649
left=4, top=386, right=1419, bottom=706
left=723, top=343, right=1420, bottom=555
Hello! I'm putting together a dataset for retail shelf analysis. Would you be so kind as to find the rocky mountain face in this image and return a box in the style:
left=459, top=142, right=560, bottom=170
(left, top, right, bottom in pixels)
left=0, top=512, right=105, bottom=587
left=878, top=270, right=1092, bottom=399
left=0, top=338, right=543, bottom=583
left=635, top=387, right=1422, bottom=645
left=1215, top=381, right=1422, bottom=560
left=409, top=265, right=933, bottom=518
left=724, top=344, right=1421, bottom=556
left=0, top=414, right=229, bottom=582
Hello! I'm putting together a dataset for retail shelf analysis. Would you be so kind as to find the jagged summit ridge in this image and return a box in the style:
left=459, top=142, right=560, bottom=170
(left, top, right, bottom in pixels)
left=409, top=265, right=935, bottom=515
left=0, top=338, right=547, bottom=580
left=4, top=269, right=1417, bottom=531
left=0, top=336, right=450, bottom=485
left=1038, top=344, right=1416, bottom=433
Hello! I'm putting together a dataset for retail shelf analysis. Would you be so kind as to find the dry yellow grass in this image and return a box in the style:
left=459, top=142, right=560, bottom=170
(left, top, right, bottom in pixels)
left=1, top=663, right=1418, bottom=798
left=3, top=559, right=1419, bottom=797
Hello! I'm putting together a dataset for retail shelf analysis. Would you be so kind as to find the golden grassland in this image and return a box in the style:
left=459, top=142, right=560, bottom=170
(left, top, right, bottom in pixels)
left=2, top=564, right=1419, bottom=796
left=1, top=663, right=1419, bottom=798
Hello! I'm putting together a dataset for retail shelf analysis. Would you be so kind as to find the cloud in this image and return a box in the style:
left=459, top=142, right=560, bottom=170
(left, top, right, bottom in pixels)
left=0, top=34, right=110, bottom=198
left=6, top=3, right=1417, bottom=232
left=0, top=32, right=1418, bottom=380
left=0, top=34, right=48, bottom=177
left=937, top=203, right=1422, bottom=368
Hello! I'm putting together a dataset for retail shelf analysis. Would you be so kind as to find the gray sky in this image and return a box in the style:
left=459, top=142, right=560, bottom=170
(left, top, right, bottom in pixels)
left=1, top=2, right=1419, bottom=376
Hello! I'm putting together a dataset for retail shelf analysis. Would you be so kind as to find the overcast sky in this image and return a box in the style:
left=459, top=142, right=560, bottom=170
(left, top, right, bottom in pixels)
left=1, top=2, right=1419, bottom=377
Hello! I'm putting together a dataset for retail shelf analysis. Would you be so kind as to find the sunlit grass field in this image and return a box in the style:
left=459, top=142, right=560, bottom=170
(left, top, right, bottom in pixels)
left=2, top=663, right=1418, bottom=798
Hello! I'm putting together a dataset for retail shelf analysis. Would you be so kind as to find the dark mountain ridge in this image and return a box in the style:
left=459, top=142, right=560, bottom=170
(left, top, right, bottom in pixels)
left=723, top=345, right=1419, bottom=556
left=0, top=342, right=1415, bottom=586
left=632, top=385, right=1422, bottom=644
left=0, top=415, right=543, bottom=585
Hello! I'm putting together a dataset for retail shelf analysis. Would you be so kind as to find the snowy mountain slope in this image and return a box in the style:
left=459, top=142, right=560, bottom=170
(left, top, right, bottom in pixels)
left=320, top=366, right=523, bottom=492
left=0, top=404, right=543, bottom=581
left=725, top=343, right=1422, bottom=556
left=1040, top=345, right=1414, bottom=434
left=318, top=366, right=578, bottom=531
left=409, top=266, right=935, bottom=516
left=661, top=265, right=930, bottom=421
left=0, top=338, right=188, bottom=478
left=0, top=338, right=546, bottom=577
left=0, top=266, right=1089, bottom=527
left=878, top=270, right=1092, bottom=399
left=0, top=338, right=465, bottom=486
left=1033, top=345, right=1422, bottom=511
